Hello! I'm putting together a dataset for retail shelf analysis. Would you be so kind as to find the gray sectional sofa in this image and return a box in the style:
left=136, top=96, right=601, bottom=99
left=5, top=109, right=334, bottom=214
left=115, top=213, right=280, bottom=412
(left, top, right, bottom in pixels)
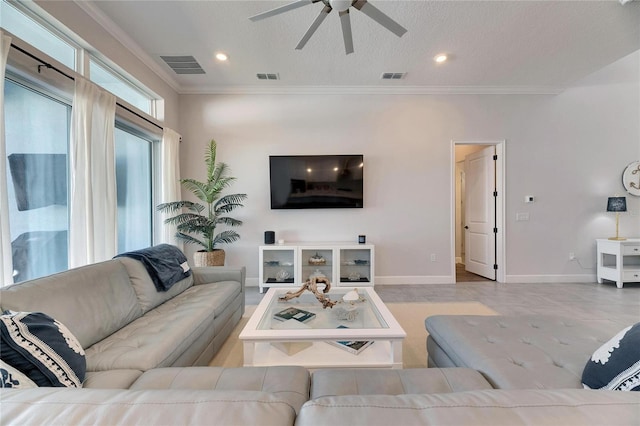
left=2, top=366, right=311, bottom=425
left=293, top=315, right=638, bottom=424
left=0, top=251, right=314, bottom=425
left=1, top=254, right=638, bottom=425
left=0, top=254, right=246, bottom=372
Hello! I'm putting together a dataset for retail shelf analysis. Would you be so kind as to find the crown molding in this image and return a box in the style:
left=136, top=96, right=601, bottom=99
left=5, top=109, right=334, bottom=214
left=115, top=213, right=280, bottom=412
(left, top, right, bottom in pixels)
left=178, top=85, right=565, bottom=96
left=74, top=0, right=181, bottom=93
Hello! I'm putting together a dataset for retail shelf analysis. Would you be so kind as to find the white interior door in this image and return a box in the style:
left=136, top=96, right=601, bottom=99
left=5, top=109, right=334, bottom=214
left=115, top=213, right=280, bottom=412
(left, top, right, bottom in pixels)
left=464, top=146, right=496, bottom=280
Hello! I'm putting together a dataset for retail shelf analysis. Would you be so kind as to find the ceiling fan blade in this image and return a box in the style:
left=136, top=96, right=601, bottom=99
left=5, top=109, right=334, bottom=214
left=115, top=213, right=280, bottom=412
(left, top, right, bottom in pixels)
left=353, top=0, right=407, bottom=37
left=339, top=10, right=354, bottom=55
left=296, top=5, right=332, bottom=50
left=249, top=0, right=317, bottom=22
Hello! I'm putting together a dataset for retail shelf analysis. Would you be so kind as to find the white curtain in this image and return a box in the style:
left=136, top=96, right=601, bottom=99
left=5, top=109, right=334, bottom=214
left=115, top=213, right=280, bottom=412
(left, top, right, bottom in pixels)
left=0, top=32, right=13, bottom=286
left=69, top=77, right=117, bottom=267
left=159, top=127, right=182, bottom=248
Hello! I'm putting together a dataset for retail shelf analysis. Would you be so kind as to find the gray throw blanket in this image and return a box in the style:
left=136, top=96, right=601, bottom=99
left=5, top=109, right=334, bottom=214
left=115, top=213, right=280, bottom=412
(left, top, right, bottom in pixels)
left=115, top=244, right=191, bottom=292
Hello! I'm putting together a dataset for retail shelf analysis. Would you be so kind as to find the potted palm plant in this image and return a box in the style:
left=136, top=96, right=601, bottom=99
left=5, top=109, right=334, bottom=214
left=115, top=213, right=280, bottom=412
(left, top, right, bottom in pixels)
left=157, top=139, right=247, bottom=266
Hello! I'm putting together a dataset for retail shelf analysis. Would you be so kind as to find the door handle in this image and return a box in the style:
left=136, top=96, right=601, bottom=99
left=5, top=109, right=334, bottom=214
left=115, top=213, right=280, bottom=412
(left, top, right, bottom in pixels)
left=464, top=226, right=469, bottom=229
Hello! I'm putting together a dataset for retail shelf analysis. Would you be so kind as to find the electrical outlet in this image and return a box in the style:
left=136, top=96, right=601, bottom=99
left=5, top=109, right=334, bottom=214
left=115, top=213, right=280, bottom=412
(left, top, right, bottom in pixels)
left=569, top=252, right=576, bottom=260
left=430, top=254, right=437, bottom=262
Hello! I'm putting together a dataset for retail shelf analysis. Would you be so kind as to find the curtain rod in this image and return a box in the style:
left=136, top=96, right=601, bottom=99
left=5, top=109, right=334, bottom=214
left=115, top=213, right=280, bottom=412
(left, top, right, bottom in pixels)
left=10, top=42, right=164, bottom=132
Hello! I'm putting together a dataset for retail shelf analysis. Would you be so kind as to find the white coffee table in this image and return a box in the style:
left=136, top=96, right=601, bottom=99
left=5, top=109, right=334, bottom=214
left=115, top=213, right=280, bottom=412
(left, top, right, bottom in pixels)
left=239, top=287, right=406, bottom=369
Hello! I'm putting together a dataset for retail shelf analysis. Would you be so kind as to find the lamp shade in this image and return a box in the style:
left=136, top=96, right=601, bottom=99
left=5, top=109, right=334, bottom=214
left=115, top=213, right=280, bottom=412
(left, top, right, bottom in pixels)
left=607, top=197, right=627, bottom=212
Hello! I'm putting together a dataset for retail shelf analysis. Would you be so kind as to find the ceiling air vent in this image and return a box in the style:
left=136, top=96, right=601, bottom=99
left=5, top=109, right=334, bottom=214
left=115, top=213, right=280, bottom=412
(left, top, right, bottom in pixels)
left=381, top=72, right=406, bottom=80
left=257, top=73, right=280, bottom=80
left=160, top=56, right=205, bottom=74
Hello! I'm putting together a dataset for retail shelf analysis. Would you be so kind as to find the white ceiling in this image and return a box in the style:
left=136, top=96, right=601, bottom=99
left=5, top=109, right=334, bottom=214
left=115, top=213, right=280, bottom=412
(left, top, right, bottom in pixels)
left=83, top=0, right=640, bottom=94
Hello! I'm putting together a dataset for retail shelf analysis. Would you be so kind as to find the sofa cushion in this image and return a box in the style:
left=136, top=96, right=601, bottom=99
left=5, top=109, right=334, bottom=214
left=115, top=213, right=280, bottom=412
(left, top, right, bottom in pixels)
left=582, top=322, right=640, bottom=391
left=0, top=260, right=142, bottom=349
left=0, top=311, right=85, bottom=387
left=114, top=244, right=191, bottom=291
left=0, top=388, right=298, bottom=426
left=83, top=370, right=144, bottom=389
left=0, top=359, right=37, bottom=389
left=85, top=282, right=240, bottom=371
left=297, top=389, right=640, bottom=426
left=130, top=366, right=310, bottom=413
left=311, top=368, right=492, bottom=399
left=117, top=257, right=193, bottom=314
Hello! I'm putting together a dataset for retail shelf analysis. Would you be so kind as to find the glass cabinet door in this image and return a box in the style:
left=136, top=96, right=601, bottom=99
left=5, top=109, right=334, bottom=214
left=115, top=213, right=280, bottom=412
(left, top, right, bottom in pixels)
left=339, top=248, right=372, bottom=283
left=262, top=248, right=296, bottom=284
left=299, top=247, right=335, bottom=284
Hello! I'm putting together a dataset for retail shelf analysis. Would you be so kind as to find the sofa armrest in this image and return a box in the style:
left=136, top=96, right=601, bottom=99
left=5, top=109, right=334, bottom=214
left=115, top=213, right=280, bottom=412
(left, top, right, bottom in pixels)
left=192, top=266, right=246, bottom=315
left=191, top=266, right=246, bottom=288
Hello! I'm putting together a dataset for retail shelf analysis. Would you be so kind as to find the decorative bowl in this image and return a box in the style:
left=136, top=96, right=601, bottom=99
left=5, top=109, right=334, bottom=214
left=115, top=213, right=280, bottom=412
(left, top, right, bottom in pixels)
left=308, top=252, right=326, bottom=265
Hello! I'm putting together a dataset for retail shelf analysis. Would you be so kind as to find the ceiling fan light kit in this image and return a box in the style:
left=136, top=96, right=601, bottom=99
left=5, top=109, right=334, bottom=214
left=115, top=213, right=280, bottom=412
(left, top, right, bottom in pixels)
left=250, top=0, right=407, bottom=55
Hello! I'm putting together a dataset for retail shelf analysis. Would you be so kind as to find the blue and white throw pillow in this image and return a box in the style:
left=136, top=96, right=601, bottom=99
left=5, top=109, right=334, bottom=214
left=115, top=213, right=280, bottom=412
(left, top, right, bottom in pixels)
left=0, top=359, right=37, bottom=389
left=0, top=311, right=86, bottom=387
left=582, top=322, right=640, bottom=391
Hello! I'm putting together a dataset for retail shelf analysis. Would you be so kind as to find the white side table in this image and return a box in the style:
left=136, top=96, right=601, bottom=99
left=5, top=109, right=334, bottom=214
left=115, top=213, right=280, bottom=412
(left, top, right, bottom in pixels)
left=596, top=238, right=640, bottom=289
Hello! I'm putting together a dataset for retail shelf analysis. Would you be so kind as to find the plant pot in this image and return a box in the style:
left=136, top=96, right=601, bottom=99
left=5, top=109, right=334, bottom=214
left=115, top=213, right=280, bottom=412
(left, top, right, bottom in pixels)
left=193, top=249, right=225, bottom=267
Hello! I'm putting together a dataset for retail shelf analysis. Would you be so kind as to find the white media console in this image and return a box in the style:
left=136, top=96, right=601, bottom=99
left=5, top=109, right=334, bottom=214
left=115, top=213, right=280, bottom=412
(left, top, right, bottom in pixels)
left=258, top=242, right=375, bottom=293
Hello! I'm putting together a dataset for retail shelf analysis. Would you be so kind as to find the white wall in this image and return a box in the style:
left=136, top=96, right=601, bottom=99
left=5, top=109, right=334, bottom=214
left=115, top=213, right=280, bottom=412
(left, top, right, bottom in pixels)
left=179, top=50, right=639, bottom=285
left=35, top=0, right=638, bottom=285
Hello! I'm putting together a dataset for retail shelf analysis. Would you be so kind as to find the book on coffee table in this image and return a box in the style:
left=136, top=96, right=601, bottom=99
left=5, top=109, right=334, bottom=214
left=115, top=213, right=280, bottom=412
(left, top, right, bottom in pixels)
left=327, top=325, right=373, bottom=355
left=273, top=307, right=316, bottom=323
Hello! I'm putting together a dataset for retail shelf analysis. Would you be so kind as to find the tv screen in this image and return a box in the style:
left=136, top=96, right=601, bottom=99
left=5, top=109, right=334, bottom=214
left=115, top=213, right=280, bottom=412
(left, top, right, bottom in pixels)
left=270, top=155, right=364, bottom=209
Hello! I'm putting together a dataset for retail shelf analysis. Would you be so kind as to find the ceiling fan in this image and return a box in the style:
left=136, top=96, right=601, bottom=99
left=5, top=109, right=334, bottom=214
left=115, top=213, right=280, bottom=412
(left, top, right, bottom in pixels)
left=249, top=0, right=407, bottom=55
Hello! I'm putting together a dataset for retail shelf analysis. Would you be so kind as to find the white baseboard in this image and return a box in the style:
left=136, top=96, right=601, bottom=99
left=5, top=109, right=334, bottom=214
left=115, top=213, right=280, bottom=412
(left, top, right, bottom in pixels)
left=246, top=276, right=456, bottom=287
left=504, top=274, right=596, bottom=283
left=247, top=274, right=596, bottom=287
left=363, top=276, right=455, bottom=285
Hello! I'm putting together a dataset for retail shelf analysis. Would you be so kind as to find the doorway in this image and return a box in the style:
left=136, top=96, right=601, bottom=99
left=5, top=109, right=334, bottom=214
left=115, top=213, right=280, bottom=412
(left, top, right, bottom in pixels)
left=451, top=141, right=505, bottom=283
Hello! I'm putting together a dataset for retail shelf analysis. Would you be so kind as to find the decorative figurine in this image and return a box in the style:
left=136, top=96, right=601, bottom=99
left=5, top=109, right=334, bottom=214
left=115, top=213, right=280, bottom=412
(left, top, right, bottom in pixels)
left=278, top=276, right=337, bottom=309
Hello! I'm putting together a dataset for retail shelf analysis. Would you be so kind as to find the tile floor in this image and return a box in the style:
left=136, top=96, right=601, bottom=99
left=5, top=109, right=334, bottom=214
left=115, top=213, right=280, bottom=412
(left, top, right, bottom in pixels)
left=246, top=281, right=640, bottom=326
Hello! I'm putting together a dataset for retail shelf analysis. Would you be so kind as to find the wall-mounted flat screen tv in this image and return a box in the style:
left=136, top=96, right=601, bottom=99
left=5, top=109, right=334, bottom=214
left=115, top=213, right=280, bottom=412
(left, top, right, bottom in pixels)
left=270, top=155, right=364, bottom=209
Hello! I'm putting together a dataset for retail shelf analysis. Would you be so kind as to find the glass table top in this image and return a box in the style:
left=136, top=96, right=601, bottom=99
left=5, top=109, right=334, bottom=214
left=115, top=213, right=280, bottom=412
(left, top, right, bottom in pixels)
left=256, top=287, right=389, bottom=332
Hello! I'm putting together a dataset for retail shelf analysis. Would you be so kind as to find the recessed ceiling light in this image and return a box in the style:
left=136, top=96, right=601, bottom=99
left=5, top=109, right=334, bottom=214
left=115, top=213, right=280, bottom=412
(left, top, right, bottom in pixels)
left=434, top=53, right=448, bottom=63
left=215, top=52, right=228, bottom=61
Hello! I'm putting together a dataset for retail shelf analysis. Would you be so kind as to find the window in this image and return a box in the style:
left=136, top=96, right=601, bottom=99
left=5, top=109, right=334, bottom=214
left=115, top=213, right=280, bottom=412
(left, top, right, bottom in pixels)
left=0, top=1, right=76, bottom=69
left=115, top=127, right=154, bottom=253
left=4, top=79, right=71, bottom=283
left=2, top=1, right=158, bottom=119
left=90, top=59, right=153, bottom=115
left=2, top=2, right=164, bottom=283
left=4, top=78, right=157, bottom=279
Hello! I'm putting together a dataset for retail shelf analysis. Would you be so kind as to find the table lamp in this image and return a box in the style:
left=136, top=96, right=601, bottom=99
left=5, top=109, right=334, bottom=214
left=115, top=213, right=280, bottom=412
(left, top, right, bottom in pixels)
left=607, top=196, right=627, bottom=241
